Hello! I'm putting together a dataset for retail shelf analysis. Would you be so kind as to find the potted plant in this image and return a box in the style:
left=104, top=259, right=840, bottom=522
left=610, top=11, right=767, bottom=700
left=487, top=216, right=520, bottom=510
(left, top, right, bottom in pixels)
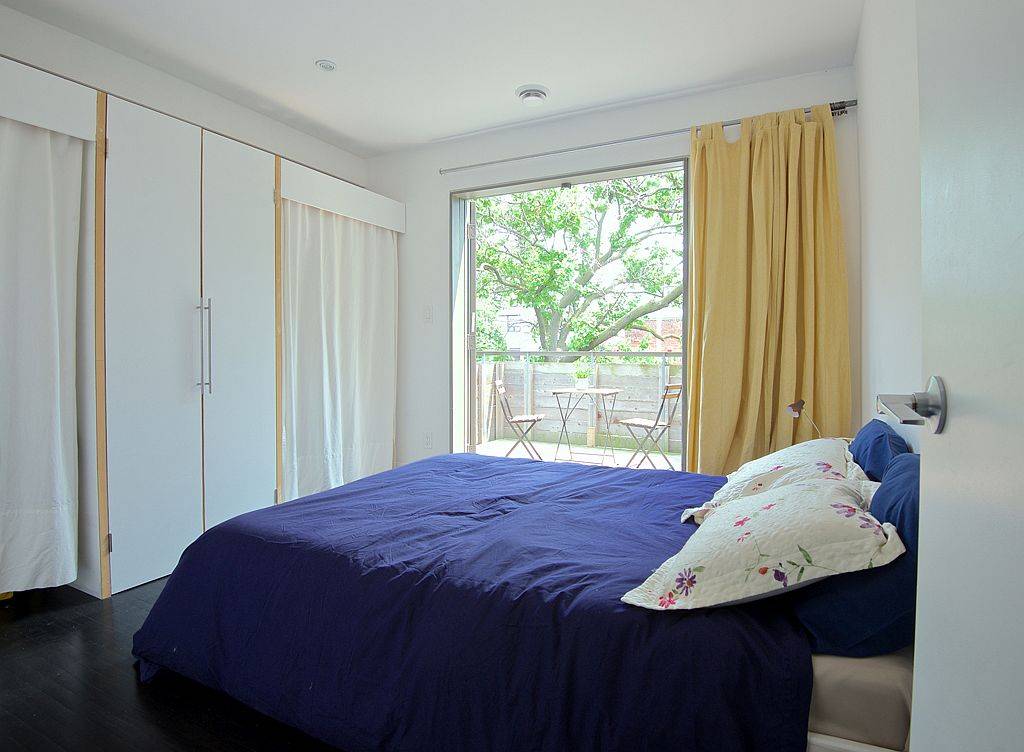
left=574, top=366, right=591, bottom=390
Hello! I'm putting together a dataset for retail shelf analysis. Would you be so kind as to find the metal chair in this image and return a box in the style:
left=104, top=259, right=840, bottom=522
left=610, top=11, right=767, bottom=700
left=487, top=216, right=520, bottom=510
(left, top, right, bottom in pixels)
left=494, top=380, right=545, bottom=460
left=619, top=384, right=682, bottom=470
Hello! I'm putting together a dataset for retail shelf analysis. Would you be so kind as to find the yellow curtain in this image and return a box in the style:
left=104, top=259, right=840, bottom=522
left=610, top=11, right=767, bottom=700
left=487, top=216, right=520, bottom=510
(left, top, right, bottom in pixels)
left=687, top=104, right=850, bottom=475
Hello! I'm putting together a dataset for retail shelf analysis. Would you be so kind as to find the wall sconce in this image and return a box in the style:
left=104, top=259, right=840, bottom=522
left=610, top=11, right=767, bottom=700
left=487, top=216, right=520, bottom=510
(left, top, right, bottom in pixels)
left=786, top=399, right=822, bottom=438
left=876, top=375, right=947, bottom=434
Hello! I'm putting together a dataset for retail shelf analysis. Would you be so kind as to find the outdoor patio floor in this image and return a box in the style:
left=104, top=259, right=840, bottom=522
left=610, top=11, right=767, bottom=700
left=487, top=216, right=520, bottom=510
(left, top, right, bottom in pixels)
left=475, top=438, right=682, bottom=470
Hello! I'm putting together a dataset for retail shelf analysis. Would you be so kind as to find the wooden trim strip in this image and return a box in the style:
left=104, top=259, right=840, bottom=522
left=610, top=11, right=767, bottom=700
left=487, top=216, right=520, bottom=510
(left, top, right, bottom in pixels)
left=275, top=156, right=283, bottom=503
left=94, top=91, right=112, bottom=598
left=199, top=131, right=207, bottom=529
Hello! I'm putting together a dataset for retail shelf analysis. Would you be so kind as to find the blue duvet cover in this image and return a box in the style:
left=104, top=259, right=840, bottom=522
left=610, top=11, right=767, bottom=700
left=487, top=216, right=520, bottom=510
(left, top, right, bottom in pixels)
left=133, top=454, right=812, bottom=752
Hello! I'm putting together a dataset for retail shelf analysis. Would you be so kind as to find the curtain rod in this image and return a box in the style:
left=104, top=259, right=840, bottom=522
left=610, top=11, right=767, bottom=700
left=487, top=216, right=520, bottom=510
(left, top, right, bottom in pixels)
left=439, top=100, right=857, bottom=176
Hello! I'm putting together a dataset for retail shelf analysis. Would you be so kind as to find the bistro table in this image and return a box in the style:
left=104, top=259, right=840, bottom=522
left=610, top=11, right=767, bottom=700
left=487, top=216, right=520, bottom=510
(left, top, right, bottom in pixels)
left=550, top=387, right=622, bottom=465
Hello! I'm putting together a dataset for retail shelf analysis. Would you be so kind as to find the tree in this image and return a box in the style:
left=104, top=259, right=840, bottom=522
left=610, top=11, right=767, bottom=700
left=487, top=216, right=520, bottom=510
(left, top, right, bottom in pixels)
left=475, top=171, right=685, bottom=358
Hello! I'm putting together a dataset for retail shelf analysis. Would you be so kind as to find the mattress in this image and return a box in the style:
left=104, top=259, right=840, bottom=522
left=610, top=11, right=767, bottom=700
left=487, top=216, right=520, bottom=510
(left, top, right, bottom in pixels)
left=134, top=453, right=816, bottom=752
left=810, top=647, right=914, bottom=751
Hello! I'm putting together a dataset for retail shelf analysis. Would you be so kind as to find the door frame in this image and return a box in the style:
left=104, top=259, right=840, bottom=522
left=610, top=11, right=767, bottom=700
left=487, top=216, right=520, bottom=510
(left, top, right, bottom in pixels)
left=449, top=157, right=687, bottom=457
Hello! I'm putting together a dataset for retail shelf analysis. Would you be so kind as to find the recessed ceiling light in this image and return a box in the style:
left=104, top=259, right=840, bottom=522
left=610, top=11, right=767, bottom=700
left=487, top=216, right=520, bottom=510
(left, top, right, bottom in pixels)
left=515, top=84, right=549, bottom=106
left=315, top=59, right=337, bottom=72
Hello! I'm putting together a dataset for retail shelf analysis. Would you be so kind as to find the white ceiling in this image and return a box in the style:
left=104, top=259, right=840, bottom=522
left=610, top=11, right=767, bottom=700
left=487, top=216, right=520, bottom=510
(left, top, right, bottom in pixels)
left=3, top=0, right=865, bottom=156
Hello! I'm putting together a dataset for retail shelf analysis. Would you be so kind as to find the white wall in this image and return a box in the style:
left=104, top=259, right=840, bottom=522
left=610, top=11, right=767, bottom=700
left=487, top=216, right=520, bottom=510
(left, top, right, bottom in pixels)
left=854, top=0, right=922, bottom=447
left=367, top=68, right=861, bottom=466
left=0, top=5, right=367, bottom=185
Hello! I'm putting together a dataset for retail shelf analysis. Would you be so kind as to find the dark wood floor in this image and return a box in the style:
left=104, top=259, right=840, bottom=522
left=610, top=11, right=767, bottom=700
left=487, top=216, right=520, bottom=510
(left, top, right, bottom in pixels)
left=0, top=580, right=336, bottom=751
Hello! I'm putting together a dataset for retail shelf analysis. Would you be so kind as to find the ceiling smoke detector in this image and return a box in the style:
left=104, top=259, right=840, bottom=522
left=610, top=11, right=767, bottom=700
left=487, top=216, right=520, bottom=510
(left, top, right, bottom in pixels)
left=516, top=84, right=549, bottom=106
left=314, top=59, right=337, bottom=72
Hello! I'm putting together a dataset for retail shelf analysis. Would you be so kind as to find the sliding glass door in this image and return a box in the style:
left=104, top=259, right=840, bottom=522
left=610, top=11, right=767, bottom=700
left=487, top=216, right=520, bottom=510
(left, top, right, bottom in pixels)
left=453, top=164, right=688, bottom=467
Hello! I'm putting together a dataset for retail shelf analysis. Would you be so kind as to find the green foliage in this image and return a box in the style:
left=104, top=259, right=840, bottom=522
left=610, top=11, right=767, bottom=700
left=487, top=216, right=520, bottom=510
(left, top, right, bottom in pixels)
left=472, top=295, right=509, bottom=353
left=475, top=170, right=685, bottom=354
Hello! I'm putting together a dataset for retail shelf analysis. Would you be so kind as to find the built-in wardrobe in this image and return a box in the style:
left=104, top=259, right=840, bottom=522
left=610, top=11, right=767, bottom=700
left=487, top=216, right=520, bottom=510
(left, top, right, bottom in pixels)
left=0, top=55, right=405, bottom=598
left=103, top=99, right=277, bottom=593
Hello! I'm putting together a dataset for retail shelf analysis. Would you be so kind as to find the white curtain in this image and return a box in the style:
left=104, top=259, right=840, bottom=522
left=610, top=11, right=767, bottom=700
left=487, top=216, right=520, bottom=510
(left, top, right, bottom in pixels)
left=0, top=117, right=86, bottom=592
left=282, top=199, right=397, bottom=500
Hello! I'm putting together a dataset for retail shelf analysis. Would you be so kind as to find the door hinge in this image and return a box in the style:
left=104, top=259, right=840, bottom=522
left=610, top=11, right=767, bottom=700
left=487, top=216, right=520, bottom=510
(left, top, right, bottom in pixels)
left=107, top=532, right=113, bottom=553
left=104, top=137, right=110, bottom=157
left=274, top=488, right=280, bottom=504
left=465, top=333, right=476, bottom=351
left=466, top=222, right=477, bottom=241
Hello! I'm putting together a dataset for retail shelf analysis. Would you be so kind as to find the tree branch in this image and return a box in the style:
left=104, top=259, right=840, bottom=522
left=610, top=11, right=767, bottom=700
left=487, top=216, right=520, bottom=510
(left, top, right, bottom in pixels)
left=555, top=205, right=610, bottom=311
left=584, top=282, right=685, bottom=351
left=622, top=223, right=684, bottom=244
left=481, top=263, right=530, bottom=295
left=627, top=323, right=668, bottom=341
left=485, top=219, right=543, bottom=256
left=492, top=245, right=530, bottom=265
left=534, top=308, right=549, bottom=350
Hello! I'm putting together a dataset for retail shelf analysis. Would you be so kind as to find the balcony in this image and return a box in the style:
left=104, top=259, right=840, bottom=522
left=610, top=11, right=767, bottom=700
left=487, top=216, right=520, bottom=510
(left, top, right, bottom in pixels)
left=470, top=350, right=685, bottom=469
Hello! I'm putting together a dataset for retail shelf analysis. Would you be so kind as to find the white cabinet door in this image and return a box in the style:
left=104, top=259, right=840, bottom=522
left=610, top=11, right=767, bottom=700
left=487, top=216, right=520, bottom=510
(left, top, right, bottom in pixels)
left=201, top=132, right=276, bottom=527
left=105, top=98, right=203, bottom=593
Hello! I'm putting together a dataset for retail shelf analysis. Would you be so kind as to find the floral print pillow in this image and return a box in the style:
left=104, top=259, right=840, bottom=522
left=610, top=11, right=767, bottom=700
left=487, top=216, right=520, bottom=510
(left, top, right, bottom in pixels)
left=623, top=479, right=904, bottom=611
left=682, top=438, right=868, bottom=524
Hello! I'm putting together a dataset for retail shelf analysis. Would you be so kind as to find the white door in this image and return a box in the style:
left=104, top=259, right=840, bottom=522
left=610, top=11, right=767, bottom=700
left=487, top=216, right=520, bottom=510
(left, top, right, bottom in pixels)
left=105, top=98, right=203, bottom=593
left=201, top=132, right=277, bottom=527
left=911, top=2, right=1024, bottom=750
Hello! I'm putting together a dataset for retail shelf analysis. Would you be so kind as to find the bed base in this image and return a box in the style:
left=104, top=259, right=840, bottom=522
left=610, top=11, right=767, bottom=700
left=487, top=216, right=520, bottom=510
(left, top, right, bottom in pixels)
left=808, top=732, right=900, bottom=752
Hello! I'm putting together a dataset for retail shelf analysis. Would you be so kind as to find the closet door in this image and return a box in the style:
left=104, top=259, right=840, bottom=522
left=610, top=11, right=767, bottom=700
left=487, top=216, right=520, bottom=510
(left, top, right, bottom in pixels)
left=105, top=98, right=203, bottom=593
left=201, top=133, right=276, bottom=527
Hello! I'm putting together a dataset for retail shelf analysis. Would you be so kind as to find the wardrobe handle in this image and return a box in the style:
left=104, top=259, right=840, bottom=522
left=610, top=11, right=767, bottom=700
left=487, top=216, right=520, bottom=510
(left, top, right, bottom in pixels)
left=196, top=300, right=205, bottom=390
left=205, top=298, right=213, bottom=394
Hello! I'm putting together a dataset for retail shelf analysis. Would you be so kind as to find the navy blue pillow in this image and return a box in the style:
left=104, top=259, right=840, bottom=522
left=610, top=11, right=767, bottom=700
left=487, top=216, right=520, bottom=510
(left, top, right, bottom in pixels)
left=791, top=453, right=919, bottom=656
left=850, top=419, right=911, bottom=481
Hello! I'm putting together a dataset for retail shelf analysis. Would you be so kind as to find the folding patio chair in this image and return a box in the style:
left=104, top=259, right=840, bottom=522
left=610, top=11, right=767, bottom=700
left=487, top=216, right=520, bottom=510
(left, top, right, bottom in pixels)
left=494, top=380, right=545, bottom=461
left=619, top=383, right=682, bottom=470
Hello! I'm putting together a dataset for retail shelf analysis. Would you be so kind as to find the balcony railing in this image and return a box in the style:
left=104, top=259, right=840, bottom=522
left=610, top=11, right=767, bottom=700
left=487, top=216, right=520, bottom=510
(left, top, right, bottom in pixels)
left=472, top=350, right=686, bottom=458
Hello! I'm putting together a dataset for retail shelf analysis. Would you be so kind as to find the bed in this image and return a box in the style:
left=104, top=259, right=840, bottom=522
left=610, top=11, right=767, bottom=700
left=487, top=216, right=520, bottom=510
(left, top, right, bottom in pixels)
left=133, top=453, right=903, bottom=752
left=809, top=649, right=913, bottom=751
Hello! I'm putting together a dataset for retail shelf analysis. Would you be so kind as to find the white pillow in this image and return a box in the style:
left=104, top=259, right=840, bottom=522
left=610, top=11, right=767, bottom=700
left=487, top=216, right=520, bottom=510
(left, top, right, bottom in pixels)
left=623, top=479, right=904, bottom=611
left=682, top=438, right=868, bottom=524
